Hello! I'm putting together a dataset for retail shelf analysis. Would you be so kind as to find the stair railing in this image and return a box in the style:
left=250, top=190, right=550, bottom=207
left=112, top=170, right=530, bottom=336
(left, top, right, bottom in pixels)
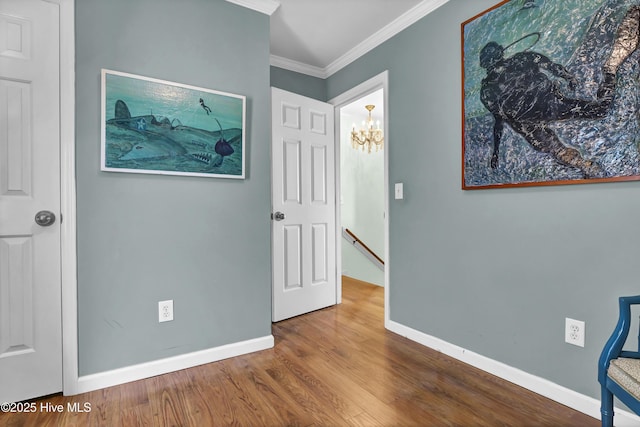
left=342, top=227, right=384, bottom=271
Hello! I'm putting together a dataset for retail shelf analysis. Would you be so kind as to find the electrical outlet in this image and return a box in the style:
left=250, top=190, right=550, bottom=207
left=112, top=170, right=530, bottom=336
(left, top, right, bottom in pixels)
left=565, top=318, right=585, bottom=347
left=158, top=300, right=173, bottom=323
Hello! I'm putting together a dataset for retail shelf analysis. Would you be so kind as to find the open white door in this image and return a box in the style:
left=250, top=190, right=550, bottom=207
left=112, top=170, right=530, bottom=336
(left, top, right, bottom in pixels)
left=0, top=0, right=63, bottom=402
left=271, top=88, right=336, bottom=322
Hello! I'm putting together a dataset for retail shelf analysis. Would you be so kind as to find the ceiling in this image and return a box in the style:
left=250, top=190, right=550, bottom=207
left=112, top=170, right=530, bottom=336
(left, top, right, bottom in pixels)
left=269, top=0, right=446, bottom=78
left=341, top=90, right=384, bottom=122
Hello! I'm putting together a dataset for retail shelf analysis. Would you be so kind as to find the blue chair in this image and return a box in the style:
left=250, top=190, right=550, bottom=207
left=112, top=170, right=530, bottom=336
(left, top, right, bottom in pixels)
left=598, top=295, right=640, bottom=427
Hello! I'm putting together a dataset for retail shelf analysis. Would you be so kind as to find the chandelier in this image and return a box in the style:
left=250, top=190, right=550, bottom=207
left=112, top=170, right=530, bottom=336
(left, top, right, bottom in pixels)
left=351, top=104, right=384, bottom=153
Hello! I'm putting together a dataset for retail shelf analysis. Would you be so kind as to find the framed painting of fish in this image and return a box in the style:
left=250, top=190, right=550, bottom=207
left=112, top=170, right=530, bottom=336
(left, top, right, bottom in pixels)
left=462, top=0, right=640, bottom=189
left=101, top=69, right=246, bottom=179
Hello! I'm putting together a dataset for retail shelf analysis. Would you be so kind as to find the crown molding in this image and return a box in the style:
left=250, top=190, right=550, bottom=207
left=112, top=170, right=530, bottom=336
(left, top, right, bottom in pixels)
left=325, top=0, right=450, bottom=77
left=271, top=0, right=450, bottom=79
left=225, top=0, right=280, bottom=16
left=270, top=55, right=327, bottom=79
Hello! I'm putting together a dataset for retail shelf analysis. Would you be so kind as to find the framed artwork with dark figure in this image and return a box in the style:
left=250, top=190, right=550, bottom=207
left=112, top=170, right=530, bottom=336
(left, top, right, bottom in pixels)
left=462, top=1, right=640, bottom=189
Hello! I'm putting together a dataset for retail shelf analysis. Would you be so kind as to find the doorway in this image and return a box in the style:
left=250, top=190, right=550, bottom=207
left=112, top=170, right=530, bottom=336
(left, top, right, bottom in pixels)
left=330, top=71, right=390, bottom=325
left=339, top=89, right=385, bottom=287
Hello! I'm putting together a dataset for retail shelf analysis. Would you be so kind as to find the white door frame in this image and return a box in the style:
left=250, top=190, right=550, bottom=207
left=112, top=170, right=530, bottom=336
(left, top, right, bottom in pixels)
left=328, top=70, right=390, bottom=326
left=57, top=0, right=79, bottom=396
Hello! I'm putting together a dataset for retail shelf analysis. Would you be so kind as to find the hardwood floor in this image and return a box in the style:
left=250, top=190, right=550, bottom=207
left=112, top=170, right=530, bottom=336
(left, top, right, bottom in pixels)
left=1, top=277, right=599, bottom=426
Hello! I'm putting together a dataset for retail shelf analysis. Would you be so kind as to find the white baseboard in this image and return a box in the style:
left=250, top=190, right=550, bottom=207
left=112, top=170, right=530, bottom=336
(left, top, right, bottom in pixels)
left=66, top=335, right=274, bottom=396
left=386, top=320, right=640, bottom=427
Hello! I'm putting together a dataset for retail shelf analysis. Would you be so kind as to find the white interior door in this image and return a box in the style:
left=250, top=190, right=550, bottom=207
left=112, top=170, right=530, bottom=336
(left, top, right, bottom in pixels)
left=0, top=0, right=62, bottom=402
left=271, top=88, right=336, bottom=322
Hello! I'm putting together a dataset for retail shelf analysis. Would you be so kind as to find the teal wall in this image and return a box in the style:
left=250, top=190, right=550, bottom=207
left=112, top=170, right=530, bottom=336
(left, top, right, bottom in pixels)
left=72, top=0, right=640, bottom=403
left=326, top=0, right=640, bottom=400
left=75, top=0, right=272, bottom=375
left=270, top=66, right=326, bottom=100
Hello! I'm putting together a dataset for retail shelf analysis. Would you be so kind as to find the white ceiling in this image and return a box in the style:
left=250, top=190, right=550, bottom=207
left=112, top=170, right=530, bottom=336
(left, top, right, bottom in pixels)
left=224, top=0, right=445, bottom=115
left=341, top=90, right=384, bottom=122
left=268, top=0, right=448, bottom=78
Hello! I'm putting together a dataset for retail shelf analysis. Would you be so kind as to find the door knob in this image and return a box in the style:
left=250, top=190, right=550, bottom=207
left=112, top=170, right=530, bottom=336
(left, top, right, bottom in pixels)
left=272, top=211, right=285, bottom=221
left=35, top=210, right=56, bottom=227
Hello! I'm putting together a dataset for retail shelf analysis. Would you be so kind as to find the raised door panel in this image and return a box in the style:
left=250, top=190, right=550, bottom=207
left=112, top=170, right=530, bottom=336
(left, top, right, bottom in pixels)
left=282, top=139, right=301, bottom=205
left=311, top=224, right=327, bottom=284
left=310, top=145, right=327, bottom=205
left=283, top=225, right=302, bottom=291
left=0, top=13, right=31, bottom=60
left=0, top=79, right=31, bottom=197
left=0, top=237, right=34, bottom=357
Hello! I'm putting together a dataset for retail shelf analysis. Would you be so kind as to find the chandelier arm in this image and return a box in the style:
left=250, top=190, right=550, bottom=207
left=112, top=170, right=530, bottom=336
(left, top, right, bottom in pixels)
left=350, top=132, right=368, bottom=145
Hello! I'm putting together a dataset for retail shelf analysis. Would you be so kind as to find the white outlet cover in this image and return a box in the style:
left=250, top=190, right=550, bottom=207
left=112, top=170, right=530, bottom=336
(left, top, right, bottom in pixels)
left=159, top=300, right=174, bottom=323
left=565, top=317, right=585, bottom=347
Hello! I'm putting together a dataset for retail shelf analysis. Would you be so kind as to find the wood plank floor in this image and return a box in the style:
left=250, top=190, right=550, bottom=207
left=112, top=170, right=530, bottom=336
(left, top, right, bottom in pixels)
left=0, top=277, right=599, bottom=426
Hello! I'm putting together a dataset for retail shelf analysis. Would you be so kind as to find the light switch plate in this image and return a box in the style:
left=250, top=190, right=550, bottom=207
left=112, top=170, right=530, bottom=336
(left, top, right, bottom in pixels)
left=395, top=183, right=404, bottom=200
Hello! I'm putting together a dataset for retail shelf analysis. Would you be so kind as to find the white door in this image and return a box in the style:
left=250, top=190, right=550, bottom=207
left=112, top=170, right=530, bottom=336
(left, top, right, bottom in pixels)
left=271, top=88, right=336, bottom=322
left=0, top=0, right=62, bottom=402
